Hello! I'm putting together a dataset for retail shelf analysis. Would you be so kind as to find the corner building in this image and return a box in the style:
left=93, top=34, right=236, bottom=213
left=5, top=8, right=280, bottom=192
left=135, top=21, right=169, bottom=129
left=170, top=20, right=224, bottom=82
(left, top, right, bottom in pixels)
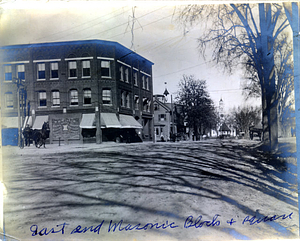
left=0, top=40, right=154, bottom=144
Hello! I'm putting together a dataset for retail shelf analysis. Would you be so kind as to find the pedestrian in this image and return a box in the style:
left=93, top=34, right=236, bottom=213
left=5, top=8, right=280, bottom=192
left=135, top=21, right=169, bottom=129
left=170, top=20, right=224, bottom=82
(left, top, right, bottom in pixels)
left=23, top=124, right=31, bottom=146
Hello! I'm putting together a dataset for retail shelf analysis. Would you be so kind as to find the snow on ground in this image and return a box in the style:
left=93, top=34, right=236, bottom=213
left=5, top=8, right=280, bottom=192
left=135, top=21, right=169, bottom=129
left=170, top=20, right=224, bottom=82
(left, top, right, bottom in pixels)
left=1, top=138, right=299, bottom=241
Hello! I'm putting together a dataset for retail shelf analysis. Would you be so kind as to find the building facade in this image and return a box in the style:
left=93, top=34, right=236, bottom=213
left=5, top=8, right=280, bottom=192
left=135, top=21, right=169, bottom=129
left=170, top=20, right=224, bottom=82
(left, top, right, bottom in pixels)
left=0, top=40, right=154, bottom=145
left=153, top=94, right=177, bottom=141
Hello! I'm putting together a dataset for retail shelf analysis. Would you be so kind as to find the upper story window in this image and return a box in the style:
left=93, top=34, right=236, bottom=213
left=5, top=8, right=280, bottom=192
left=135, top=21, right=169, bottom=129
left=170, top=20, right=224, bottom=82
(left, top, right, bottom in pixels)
left=68, top=61, right=77, bottom=78
left=82, top=60, right=91, bottom=77
left=50, top=62, right=59, bottom=79
left=133, top=71, right=138, bottom=86
left=101, top=61, right=111, bottom=78
left=4, top=65, right=12, bottom=81
left=143, top=98, right=150, bottom=112
left=142, top=76, right=145, bottom=89
left=159, top=114, right=166, bottom=121
left=121, top=91, right=130, bottom=108
left=125, top=68, right=129, bottom=83
left=17, top=64, right=25, bottom=81
left=70, top=89, right=78, bottom=106
left=119, top=66, right=124, bottom=81
left=37, top=63, right=46, bottom=80
left=5, top=92, right=13, bottom=108
left=154, top=103, right=159, bottom=111
left=145, top=77, right=149, bottom=90
left=83, top=88, right=92, bottom=105
left=102, top=89, right=111, bottom=105
left=39, top=91, right=47, bottom=107
left=134, top=95, right=139, bottom=110
left=51, top=90, right=60, bottom=107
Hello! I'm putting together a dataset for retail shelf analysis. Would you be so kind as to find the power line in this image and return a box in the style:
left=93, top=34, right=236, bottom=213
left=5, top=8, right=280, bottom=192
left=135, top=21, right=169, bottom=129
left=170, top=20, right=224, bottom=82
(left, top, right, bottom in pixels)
left=36, top=7, right=130, bottom=41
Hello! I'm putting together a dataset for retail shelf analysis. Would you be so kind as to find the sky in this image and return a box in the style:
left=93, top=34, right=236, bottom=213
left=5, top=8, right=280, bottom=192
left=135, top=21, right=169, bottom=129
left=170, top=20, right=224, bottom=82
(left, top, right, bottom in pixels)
left=0, top=1, right=262, bottom=112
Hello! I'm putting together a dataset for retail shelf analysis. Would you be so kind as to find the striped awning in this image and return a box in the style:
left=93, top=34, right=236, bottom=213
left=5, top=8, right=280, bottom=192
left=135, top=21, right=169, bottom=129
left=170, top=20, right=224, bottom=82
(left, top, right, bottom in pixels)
left=119, top=114, right=142, bottom=129
left=32, top=115, right=49, bottom=130
left=101, top=113, right=122, bottom=128
left=80, top=113, right=96, bottom=129
left=22, top=116, right=33, bottom=129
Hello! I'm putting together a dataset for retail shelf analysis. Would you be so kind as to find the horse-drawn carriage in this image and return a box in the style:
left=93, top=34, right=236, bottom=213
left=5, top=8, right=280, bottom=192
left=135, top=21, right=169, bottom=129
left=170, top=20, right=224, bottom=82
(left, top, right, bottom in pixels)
left=22, top=121, right=50, bottom=148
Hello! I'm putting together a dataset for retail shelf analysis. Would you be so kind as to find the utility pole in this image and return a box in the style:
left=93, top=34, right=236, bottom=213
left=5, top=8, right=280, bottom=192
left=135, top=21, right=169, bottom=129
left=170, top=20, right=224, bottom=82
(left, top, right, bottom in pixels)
left=13, top=78, right=24, bottom=147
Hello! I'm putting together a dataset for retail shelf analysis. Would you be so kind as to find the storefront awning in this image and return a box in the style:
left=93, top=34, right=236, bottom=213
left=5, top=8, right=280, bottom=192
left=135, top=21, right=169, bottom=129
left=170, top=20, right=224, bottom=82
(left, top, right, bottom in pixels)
left=80, top=113, right=96, bottom=129
left=1, top=117, right=18, bottom=128
left=22, top=116, right=33, bottom=129
left=101, top=113, right=122, bottom=128
left=32, top=115, right=49, bottom=130
left=119, top=114, right=142, bottom=129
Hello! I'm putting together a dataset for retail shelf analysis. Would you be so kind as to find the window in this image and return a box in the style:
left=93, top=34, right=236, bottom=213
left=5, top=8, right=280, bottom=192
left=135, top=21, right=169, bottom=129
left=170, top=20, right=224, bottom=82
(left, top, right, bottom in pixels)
left=126, top=92, right=130, bottom=108
left=142, top=76, right=145, bottom=89
left=39, top=91, right=47, bottom=107
left=133, top=71, right=138, bottom=86
left=69, top=61, right=77, bottom=78
left=159, top=114, right=166, bottom=121
left=52, top=90, right=60, bottom=107
left=17, top=65, right=25, bottom=80
left=50, top=62, right=59, bottom=79
left=121, top=91, right=126, bottom=107
left=101, top=61, right=111, bottom=77
left=143, top=98, right=150, bottom=112
left=125, top=68, right=129, bottom=83
left=146, top=77, right=149, bottom=90
left=119, top=66, right=124, bottom=81
left=37, top=63, right=45, bottom=80
left=83, top=89, right=92, bottom=105
left=82, top=60, right=90, bottom=77
left=5, top=92, right=13, bottom=108
left=154, top=103, right=159, bottom=111
left=102, top=89, right=111, bottom=105
left=4, top=65, right=12, bottom=81
left=70, top=89, right=78, bottom=106
left=134, top=95, right=139, bottom=110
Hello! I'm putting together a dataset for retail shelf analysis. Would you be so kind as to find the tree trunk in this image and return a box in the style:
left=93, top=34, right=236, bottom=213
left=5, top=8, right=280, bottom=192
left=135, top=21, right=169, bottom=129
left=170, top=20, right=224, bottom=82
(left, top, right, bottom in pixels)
left=259, top=3, right=278, bottom=151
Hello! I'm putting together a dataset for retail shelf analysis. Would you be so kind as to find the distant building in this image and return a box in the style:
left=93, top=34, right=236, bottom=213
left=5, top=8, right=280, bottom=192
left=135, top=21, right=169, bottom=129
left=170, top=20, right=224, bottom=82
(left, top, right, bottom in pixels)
left=0, top=40, right=154, bottom=145
left=153, top=94, right=177, bottom=141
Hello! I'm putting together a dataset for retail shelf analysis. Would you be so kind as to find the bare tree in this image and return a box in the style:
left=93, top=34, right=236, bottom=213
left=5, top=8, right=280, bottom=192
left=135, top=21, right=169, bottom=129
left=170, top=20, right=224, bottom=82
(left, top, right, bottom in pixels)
left=231, top=106, right=262, bottom=138
left=176, top=74, right=216, bottom=140
left=177, top=3, right=290, bottom=150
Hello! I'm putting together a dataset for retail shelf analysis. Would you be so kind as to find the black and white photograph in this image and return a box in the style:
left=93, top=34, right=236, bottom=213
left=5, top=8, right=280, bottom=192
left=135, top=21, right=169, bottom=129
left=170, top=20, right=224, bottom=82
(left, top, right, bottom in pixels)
left=0, top=1, right=299, bottom=240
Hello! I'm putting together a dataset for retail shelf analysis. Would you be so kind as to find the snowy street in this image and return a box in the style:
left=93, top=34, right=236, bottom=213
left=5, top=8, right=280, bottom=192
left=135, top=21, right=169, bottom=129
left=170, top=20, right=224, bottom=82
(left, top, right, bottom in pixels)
left=2, top=138, right=298, bottom=241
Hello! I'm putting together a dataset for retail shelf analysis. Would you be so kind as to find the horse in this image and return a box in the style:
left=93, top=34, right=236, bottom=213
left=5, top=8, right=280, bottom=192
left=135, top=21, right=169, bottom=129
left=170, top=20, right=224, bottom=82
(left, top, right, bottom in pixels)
left=32, top=121, right=50, bottom=148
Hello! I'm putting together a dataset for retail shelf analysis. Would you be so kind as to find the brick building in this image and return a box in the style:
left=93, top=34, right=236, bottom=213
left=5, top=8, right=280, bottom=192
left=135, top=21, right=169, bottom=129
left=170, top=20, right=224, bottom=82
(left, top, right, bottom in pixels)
left=0, top=40, right=154, bottom=145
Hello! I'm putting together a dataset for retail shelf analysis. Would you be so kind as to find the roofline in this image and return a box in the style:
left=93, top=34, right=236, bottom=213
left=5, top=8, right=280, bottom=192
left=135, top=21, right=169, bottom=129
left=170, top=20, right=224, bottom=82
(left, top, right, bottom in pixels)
left=0, top=39, right=154, bottom=65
